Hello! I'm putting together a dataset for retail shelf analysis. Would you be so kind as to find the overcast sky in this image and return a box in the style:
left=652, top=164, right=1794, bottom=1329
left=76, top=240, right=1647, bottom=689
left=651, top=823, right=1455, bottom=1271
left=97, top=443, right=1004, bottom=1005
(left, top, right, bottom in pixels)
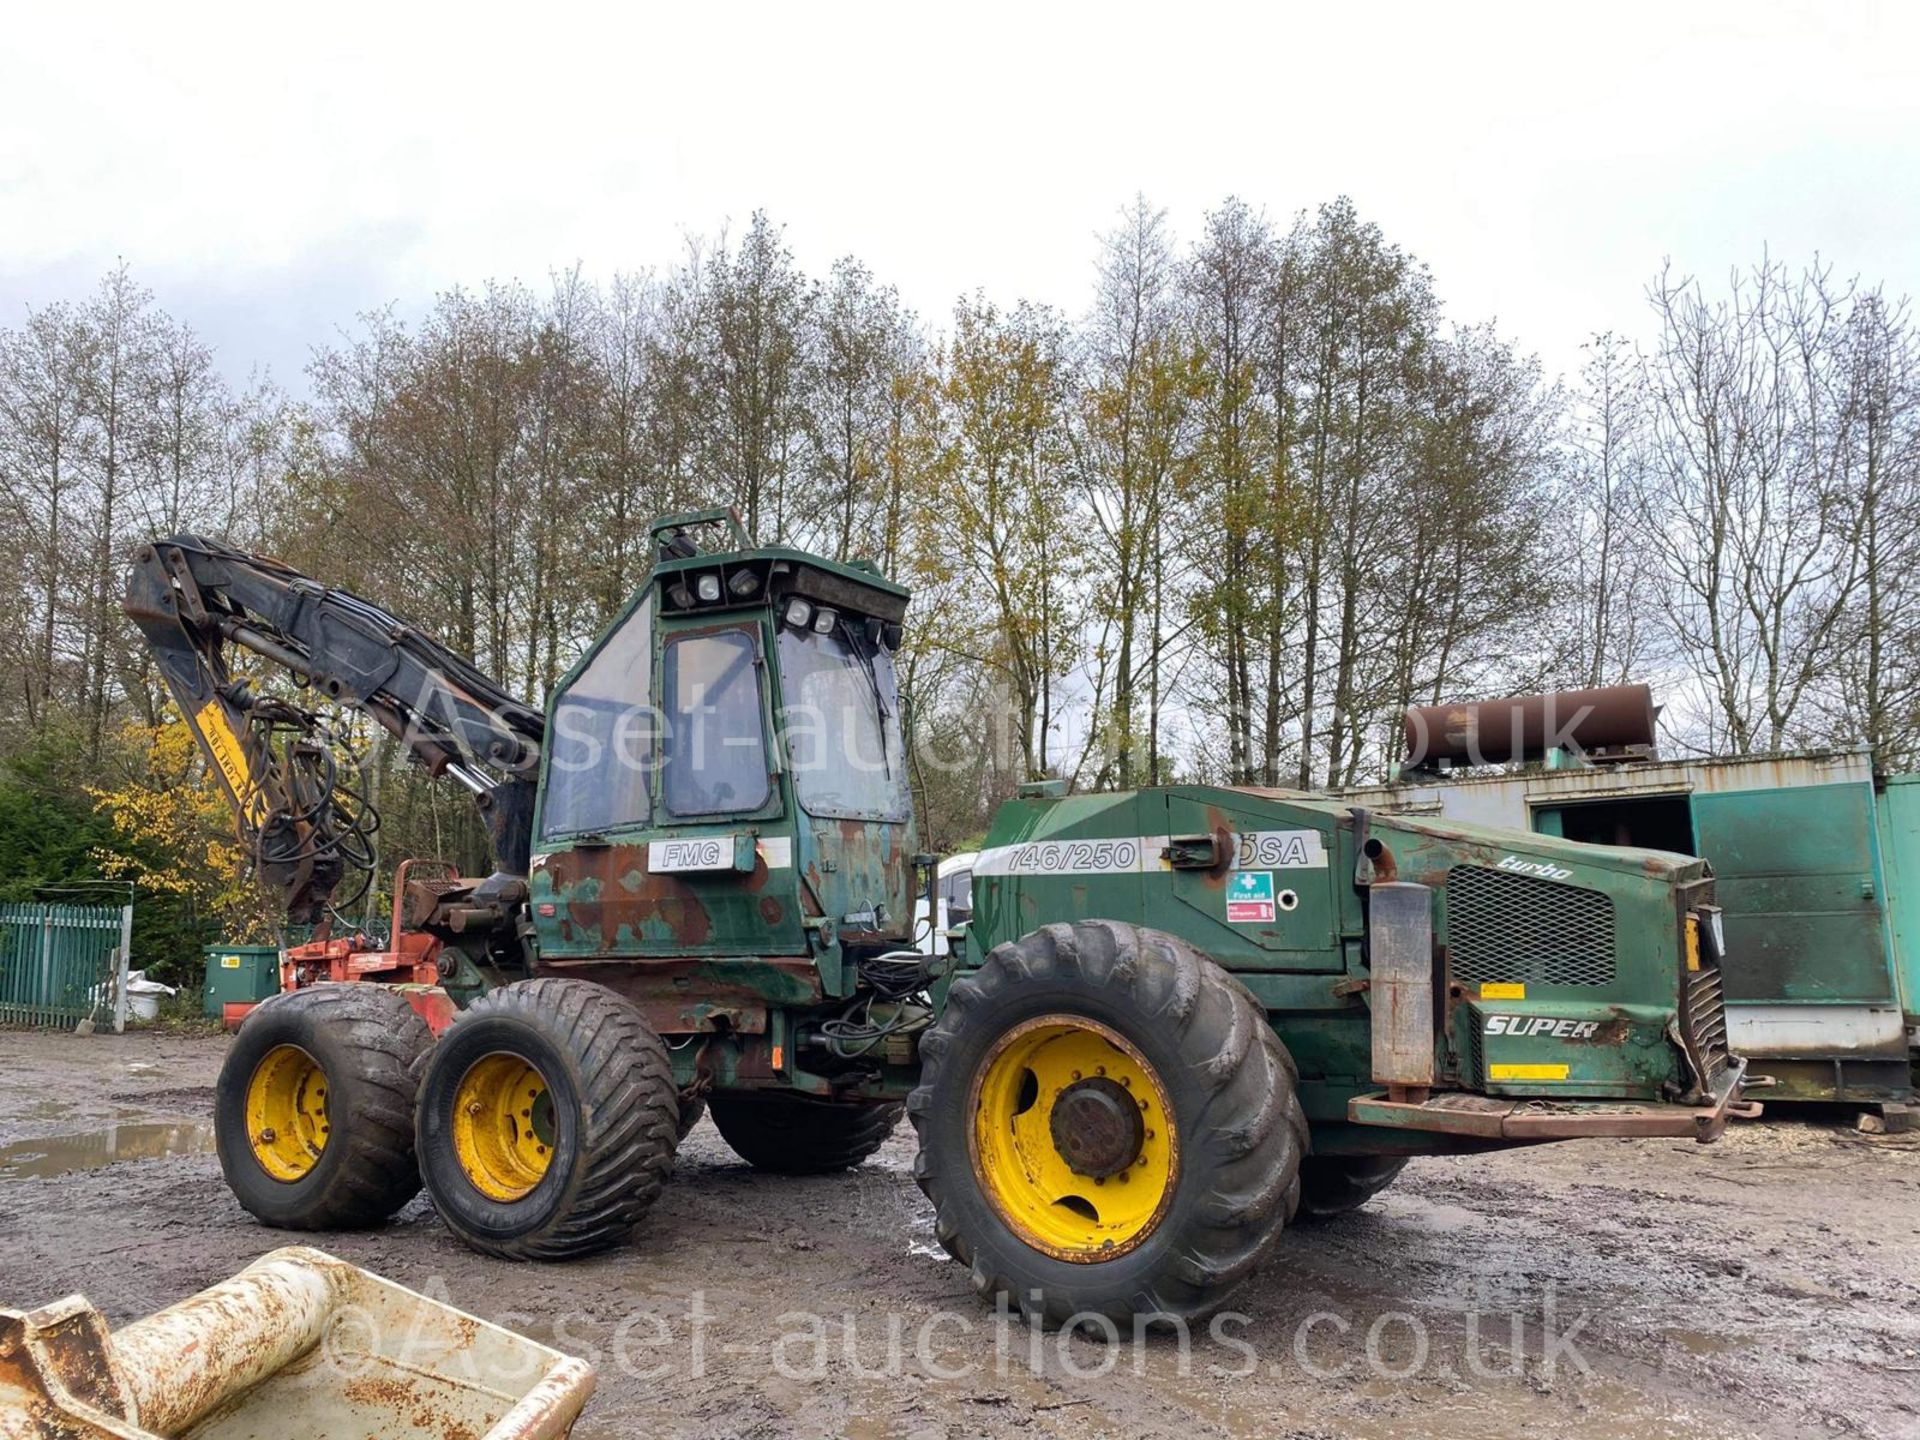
left=3, top=1, right=1915, bottom=393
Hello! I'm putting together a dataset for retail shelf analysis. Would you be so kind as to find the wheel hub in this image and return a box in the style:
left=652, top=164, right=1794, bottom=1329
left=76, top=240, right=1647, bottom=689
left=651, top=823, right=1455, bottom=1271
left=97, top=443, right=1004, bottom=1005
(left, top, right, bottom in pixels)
left=969, top=1014, right=1180, bottom=1262
left=451, top=1053, right=556, bottom=1202
left=1049, top=1076, right=1145, bottom=1178
left=244, top=1044, right=329, bottom=1182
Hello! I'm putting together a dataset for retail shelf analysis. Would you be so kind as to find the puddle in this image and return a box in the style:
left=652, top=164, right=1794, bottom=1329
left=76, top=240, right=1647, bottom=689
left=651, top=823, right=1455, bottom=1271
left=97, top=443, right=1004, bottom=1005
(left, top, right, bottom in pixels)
left=0, top=1121, right=217, bottom=1180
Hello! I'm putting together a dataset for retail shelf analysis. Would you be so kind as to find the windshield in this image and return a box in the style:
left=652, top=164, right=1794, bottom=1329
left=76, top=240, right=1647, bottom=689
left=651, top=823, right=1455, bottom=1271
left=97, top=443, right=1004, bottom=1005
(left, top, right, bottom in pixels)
left=778, top=621, right=910, bottom=822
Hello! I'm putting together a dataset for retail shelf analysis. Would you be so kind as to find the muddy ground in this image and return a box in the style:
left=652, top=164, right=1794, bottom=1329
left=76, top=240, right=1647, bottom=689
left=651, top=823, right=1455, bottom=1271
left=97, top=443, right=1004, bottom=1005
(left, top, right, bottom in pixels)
left=0, top=1029, right=1916, bottom=1440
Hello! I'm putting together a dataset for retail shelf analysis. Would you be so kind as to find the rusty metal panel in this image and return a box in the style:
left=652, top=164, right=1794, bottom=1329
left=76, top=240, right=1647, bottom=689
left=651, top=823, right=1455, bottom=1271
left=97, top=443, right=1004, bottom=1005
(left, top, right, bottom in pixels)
left=1367, top=883, right=1434, bottom=1088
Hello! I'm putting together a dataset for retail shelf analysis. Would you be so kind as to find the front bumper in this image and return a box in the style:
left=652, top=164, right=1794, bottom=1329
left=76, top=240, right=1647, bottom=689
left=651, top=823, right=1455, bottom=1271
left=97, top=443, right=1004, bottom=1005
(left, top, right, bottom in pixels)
left=1349, top=1055, right=1760, bottom=1145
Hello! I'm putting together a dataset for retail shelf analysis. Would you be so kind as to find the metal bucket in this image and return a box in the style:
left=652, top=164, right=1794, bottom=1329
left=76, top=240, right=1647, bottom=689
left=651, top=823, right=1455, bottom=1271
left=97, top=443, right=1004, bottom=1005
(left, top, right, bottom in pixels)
left=0, top=1246, right=593, bottom=1439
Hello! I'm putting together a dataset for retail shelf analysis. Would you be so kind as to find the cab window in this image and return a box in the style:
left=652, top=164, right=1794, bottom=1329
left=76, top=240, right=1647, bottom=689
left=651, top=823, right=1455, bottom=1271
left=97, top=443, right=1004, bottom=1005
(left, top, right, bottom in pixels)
left=541, top=595, right=655, bottom=838
left=778, top=622, right=910, bottom=821
left=662, top=629, right=771, bottom=816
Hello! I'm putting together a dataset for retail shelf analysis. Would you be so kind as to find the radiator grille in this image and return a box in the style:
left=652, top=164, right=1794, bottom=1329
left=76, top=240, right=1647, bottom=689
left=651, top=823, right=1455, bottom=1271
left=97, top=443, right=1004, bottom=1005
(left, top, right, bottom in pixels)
left=1446, top=865, right=1616, bottom=987
left=1458, top=1016, right=1485, bottom=1085
left=1684, top=961, right=1730, bottom=1084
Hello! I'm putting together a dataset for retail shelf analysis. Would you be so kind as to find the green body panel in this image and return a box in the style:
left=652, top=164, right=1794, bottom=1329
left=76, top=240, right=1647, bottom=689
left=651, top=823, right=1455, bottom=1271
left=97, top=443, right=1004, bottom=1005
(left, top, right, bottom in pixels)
left=1690, top=783, right=1893, bottom=1005
left=203, top=944, right=282, bottom=1013
left=965, top=785, right=1710, bottom=1143
left=1875, top=777, right=1920, bottom=1026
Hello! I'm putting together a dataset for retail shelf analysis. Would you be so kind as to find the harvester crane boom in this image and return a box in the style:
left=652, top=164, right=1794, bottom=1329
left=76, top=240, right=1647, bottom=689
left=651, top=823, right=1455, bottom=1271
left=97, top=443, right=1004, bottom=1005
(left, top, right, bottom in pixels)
left=124, top=534, right=544, bottom=923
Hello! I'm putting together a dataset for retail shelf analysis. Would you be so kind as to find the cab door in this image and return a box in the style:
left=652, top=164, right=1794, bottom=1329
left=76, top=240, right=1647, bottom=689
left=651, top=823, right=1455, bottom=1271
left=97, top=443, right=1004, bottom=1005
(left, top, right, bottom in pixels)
left=529, top=603, right=804, bottom=960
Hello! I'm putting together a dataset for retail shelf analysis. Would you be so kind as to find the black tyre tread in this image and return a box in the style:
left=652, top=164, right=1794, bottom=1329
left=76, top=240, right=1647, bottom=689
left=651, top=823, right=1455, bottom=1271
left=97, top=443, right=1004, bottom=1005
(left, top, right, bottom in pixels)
left=907, top=920, right=1308, bottom=1327
left=1295, top=1155, right=1408, bottom=1221
left=217, top=984, right=432, bottom=1229
left=709, top=1092, right=902, bottom=1174
left=418, top=978, right=678, bottom=1261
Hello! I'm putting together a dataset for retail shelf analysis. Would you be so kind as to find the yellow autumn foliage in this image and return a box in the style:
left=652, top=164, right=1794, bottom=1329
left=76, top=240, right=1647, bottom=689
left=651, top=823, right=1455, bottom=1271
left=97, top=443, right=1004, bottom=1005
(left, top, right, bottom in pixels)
left=88, top=718, right=275, bottom=941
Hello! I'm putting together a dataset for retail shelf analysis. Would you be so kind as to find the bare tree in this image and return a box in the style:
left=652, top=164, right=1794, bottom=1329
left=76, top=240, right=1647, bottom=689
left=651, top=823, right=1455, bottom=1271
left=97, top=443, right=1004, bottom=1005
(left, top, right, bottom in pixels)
left=1637, top=258, right=1868, bottom=752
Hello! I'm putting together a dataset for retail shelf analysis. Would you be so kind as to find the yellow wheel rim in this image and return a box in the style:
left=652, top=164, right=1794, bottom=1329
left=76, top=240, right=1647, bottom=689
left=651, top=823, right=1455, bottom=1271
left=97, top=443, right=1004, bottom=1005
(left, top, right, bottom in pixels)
left=245, top=1044, right=330, bottom=1182
left=969, top=1014, right=1179, bottom=1262
left=451, top=1053, right=556, bottom=1202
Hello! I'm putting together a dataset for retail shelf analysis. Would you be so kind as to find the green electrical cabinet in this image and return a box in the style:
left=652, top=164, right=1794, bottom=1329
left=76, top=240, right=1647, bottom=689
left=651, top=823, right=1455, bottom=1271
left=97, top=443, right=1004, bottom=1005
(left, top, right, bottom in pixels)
left=203, top=945, right=281, bottom=1016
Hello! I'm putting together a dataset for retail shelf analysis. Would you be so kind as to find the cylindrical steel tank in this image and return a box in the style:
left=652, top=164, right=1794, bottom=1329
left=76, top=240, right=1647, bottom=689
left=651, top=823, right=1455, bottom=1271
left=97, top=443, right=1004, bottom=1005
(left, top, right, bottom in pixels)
left=1403, top=684, right=1656, bottom=768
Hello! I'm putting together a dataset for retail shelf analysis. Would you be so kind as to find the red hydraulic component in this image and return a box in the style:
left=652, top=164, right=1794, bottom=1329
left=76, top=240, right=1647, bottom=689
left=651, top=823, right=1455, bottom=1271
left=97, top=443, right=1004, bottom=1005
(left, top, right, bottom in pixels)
left=273, top=857, right=465, bottom=1035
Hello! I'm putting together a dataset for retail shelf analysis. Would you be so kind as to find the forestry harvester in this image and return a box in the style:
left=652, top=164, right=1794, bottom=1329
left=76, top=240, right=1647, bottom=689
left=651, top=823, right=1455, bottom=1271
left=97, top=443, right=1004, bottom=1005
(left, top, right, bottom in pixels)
left=124, top=511, right=1756, bottom=1325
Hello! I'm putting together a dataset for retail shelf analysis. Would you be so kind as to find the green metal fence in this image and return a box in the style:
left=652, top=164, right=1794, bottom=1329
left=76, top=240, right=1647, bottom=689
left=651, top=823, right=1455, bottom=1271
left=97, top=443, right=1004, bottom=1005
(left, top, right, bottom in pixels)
left=0, top=902, right=133, bottom=1030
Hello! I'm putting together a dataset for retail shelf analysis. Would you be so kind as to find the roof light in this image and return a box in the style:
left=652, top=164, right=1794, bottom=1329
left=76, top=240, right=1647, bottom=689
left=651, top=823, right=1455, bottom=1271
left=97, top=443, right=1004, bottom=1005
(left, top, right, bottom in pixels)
left=784, top=597, right=813, bottom=629
left=695, top=572, right=722, bottom=603
left=812, top=607, right=837, bottom=635
left=727, top=569, right=760, bottom=597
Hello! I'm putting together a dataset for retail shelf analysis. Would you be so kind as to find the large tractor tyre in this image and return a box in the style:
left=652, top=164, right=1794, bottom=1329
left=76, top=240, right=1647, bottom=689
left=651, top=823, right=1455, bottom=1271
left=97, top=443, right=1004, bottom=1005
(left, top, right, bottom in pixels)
left=415, top=978, right=679, bottom=1261
left=215, top=984, right=431, bottom=1230
left=908, top=920, right=1309, bottom=1328
left=1295, top=1155, right=1408, bottom=1221
left=708, top=1092, right=903, bottom=1174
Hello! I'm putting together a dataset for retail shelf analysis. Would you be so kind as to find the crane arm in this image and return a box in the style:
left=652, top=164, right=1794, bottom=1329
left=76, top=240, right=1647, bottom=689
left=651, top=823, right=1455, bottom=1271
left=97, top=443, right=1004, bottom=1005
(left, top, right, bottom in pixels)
left=124, top=534, right=545, bottom=924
